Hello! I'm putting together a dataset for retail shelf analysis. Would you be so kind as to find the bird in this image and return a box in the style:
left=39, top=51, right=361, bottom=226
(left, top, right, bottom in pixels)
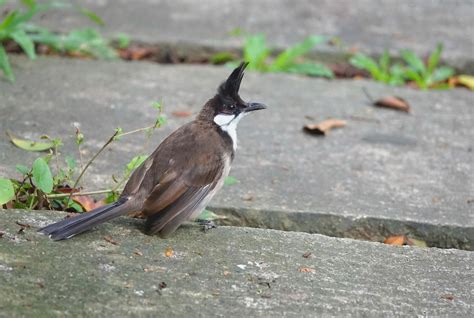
left=38, top=62, right=266, bottom=240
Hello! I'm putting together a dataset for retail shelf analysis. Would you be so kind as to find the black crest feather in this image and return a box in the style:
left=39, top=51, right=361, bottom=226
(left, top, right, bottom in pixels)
left=218, top=62, right=249, bottom=98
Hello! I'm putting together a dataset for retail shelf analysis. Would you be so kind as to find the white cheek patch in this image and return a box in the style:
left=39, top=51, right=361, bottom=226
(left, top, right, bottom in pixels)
left=214, top=113, right=246, bottom=151
left=214, top=114, right=235, bottom=126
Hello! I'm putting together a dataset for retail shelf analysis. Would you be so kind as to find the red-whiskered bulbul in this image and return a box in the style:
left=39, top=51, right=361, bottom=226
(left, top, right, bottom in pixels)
left=39, top=62, right=266, bottom=240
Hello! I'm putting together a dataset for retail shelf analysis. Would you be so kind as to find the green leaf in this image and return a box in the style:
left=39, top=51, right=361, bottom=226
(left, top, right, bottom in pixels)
left=286, top=62, right=334, bottom=78
left=115, top=32, right=130, bottom=49
left=387, top=64, right=406, bottom=86
left=429, top=66, right=454, bottom=84
left=0, top=44, right=14, bottom=82
left=197, top=209, right=227, bottom=221
left=427, top=43, right=442, bottom=75
left=63, top=198, right=83, bottom=212
left=32, top=157, right=53, bottom=193
left=65, top=155, right=76, bottom=170
left=20, top=0, right=36, bottom=8
left=379, top=49, right=390, bottom=75
left=125, top=155, right=148, bottom=174
left=78, top=8, right=104, bottom=25
left=7, top=131, right=54, bottom=151
left=16, top=164, right=30, bottom=175
left=224, top=176, right=239, bottom=186
left=404, top=68, right=426, bottom=89
left=349, top=53, right=383, bottom=81
left=400, top=49, right=426, bottom=74
left=243, top=33, right=270, bottom=71
left=10, top=29, right=36, bottom=60
left=0, top=178, right=15, bottom=205
left=228, top=27, right=243, bottom=36
left=270, top=35, right=326, bottom=71
left=0, top=10, right=18, bottom=33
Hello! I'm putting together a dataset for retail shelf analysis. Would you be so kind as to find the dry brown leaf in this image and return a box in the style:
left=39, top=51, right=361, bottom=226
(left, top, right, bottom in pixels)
left=118, top=47, right=153, bottom=60
left=374, top=96, right=411, bottom=113
left=223, top=271, right=231, bottom=276
left=298, top=266, right=315, bottom=273
left=164, top=247, right=174, bottom=257
left=302, top=252, right=312, bottom=259
left=303, top=119, right=347, bottom=136
left=73, top=196, right=105, bottom=212
left=171, top=111, right=193, bottom=118
left=103, top=235, right=119, bottom=245
left=440, top=294, right=454, bottom=301
left=383, top=235, right=406, bottom=246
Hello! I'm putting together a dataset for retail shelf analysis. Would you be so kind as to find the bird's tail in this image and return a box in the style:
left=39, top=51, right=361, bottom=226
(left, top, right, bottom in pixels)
left=38, top=197, right=132, bottom=240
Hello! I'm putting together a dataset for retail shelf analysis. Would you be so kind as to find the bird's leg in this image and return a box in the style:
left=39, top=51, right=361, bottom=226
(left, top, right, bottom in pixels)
left=195, top=219, right=217, bottom=232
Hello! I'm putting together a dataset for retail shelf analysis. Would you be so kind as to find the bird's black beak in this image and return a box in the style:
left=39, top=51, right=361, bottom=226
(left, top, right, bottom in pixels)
left=244, top=102, right=267, bottom=113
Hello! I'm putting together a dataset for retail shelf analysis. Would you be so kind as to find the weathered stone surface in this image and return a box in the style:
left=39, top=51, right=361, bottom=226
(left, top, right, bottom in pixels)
left=28, top=0, right=474, bottom=72
left=1, top=57, right=473, bottom=249
left=0, top=209, right=472, bottom=317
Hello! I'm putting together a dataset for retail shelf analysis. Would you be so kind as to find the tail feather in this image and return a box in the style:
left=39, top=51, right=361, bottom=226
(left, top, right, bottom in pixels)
left=38, top=197, right=130, bottom=240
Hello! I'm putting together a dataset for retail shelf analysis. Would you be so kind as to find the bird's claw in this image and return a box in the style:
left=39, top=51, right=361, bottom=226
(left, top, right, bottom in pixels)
left=196, top=219, right=217, bottom=232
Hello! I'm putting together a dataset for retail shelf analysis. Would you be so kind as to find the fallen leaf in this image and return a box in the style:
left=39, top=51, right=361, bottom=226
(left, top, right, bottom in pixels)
left=171, top=111, right=193, bottom=118
left=73, top=196, right=105, bottom=212
left=303, top=119, right=347, bottom=136
left=223, top=271, right=231, bottom=276
left=298, top=266, right=315, bottom=273
left=374, top=96, right=410, bottom=113
left=302, top=252, right=312, bottom=259
left=406, top=238, right=428, bottom=248
left=384, top=235, right=406, bottom=246
left=440, top=294, right=454, bottom=301
left=164, top=247, right=174, bottom=257
left=449, top=75, right=474, bottom=90
left=118, top=46, right=153, bottom=60
left=103, top=235, right=119, bottom=245
left=7, top=131, right=54, bottom=152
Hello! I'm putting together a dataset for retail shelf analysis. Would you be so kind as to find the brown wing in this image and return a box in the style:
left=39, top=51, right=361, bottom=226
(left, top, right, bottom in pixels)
left=125, top=120, right=232, bottom=237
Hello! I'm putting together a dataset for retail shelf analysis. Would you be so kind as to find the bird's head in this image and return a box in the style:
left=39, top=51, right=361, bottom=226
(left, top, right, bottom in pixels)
left=199, top=62, right=266, bottom=125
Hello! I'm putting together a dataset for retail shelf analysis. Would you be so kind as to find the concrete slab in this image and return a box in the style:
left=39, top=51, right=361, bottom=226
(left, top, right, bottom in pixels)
left=0, top=209, right=472, bottom=317
left=26, top=0, right=474, bottom=72
left=0, top=57, right=473, bottom=249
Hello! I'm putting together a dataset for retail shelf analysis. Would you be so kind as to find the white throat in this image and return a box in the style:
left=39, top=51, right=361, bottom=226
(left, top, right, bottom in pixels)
left=214, top=113, right=245, bottom=151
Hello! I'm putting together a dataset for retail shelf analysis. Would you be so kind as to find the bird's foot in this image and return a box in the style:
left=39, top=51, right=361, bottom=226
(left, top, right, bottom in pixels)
left=196, top=219, right=217, bottom=232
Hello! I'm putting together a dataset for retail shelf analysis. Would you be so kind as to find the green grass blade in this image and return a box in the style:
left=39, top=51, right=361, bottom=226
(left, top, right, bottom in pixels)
left=0, top=44, right=14, bottom=82
left=243, top=33, right=270, bottom=71
left=270, top=35, right=325, bottom=71
left=379, top=49, right=390, bottom=75
left=0, top=10, right=18, bottom=32
left=286, top=62, right=334, bottom=78
left=10, top=29, right=36, bottom=60
left=78, top=7, right=104, bottom=26
left=400, top=49, right=426, bottom=74
left=350, top=53, right=383, bottom=80
left=427, top=43, right=442, bottom=75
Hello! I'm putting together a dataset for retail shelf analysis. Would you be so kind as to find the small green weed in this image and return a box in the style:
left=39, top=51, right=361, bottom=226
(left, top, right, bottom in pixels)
left=219, top=32, right=334, bottom=78
left=0, top=0, right=119, bottom=82
left=0, top=102, right=166, bottom=212
left=350, top=44, right=454, bottom=89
